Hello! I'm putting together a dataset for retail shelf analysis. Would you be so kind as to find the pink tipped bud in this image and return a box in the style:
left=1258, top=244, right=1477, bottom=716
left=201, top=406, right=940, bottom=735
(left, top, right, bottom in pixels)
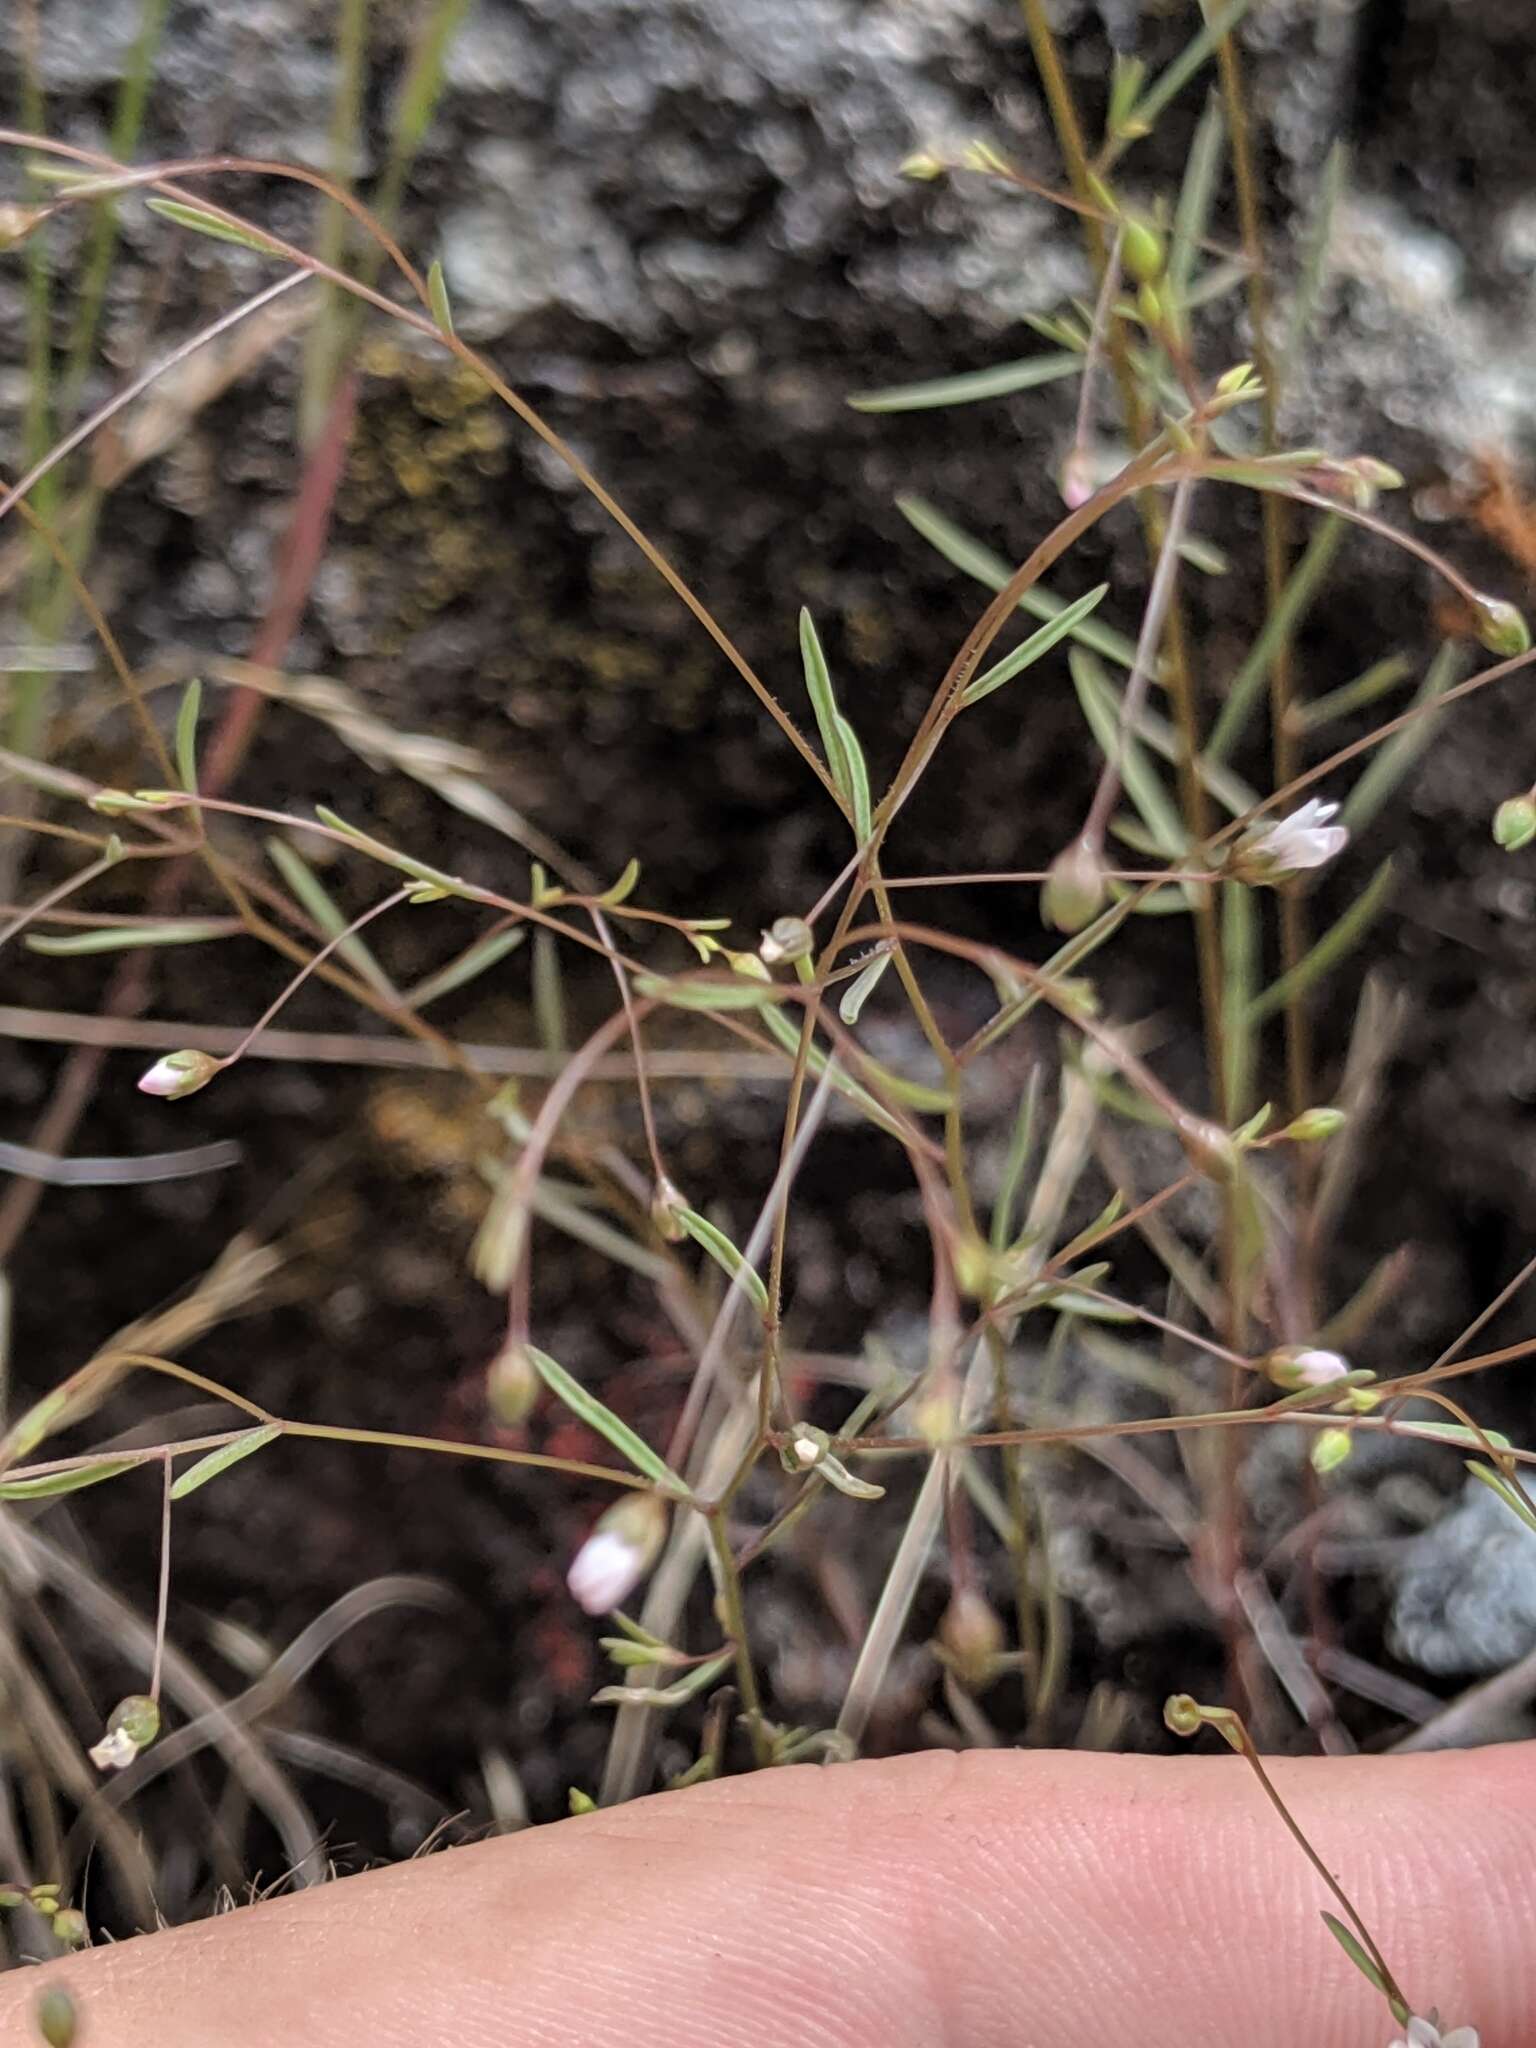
left=137, top=1049, right=220, bottom=1100
left=567, top=1493, right=668, bottom=1616
left=1266, top=1345, right=1350, bottom=1392
left=1059, top=445, right=1097, bottom=511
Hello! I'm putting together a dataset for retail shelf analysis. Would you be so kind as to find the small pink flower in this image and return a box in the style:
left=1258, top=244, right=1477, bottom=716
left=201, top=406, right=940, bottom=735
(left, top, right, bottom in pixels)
left=137, top=1049, right=220, bottom=1100
left=1268, top=1346, right=1351, bottom=1391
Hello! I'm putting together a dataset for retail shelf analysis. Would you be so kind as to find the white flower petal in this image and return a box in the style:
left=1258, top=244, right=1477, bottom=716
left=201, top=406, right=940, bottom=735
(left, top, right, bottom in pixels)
left=567, top=1529, right=644, bottom=1616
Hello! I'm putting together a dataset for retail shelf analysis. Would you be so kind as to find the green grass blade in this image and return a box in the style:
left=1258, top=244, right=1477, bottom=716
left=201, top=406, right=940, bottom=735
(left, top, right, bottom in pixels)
left=1221, top=879, right=1259, bottom=1117
left=1279, top=142, right=1348, bottom=403
left=847, top=352, right=1080, bottom=413
left=1290, top=653, right=1415, bottom=734
left=1245, top=859, right=1397, bottom=1025
left=1168, top=93, right=1225, bottom=305
left=897, top=496, right=1140, bottom=670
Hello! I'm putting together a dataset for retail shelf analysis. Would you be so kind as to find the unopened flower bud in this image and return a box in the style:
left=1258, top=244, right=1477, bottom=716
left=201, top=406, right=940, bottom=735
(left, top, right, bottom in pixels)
left=1266, top=1346, right=1350, bottom=1392
left=567, top=1493, right=668, bottom=1616
left=649, top=1176, right=689, bottom=1243
left=1310, top=1425, right=1353, bottom=1475
left=1120, top=211, right=1164, bottom=284
left=1282, top=1105, right=1347, bottom=1142
left=1041, top=836, right=1107, bottom=934
left=49, top=1909, right=86, bottom=1949
left=1059, top=444, right=1097, bottom=511
left=0, top=204, right=47, bottom=251
left=1136, top=280, right=1166, bottom=332
left=938, top=1588, right=1004, bottom=1691
left=485, top=1341, right=540, bottom=1429
left=1215, top=362, right=1256, bottom=396
left=88, top=1694, right=159, bottom=1773
left=899, top=149, right=948, bottom=182
left=759, top=916, right=813, bottom=966
left=136, top=1049, right=220, bottom=1100
left=1177, top=1114, right=1241, bottom=1185
left=780, top=1423, right=829, bottom=1473
left=1163, top=1692, right=1203, bottom=1738
left=1471, top=593, right=1532, bottom=659
left=34, top=1985, right=78, bottom=2048
left=1494, top=795, right=1536, bottom=851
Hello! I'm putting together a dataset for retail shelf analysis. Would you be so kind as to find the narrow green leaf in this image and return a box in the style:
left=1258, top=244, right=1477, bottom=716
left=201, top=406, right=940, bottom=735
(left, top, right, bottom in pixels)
left=407, top=924, right=526, bottom=1010
left=759, top=1003, right=950, bottom=1114
left=961, top=585, right=1111, bottom=708
left=0, top=1390, right=71, bottom=1469
left=265, top=836, right=395, bottom=997
left=1168, top=93, right=1225, bottom=304
left=591, top=1653, right=733, bottom=1710
left=174, top=676, right=202, bottom=792
left=1070, top=648, right=1185, bottom=860
left=1280, top=142, right=1348, bottom=402
left=145, top=197, right=276, bottom=254
left=389, top=0, right=472, bottom=157
left=527, top=1347, right=683, bottom=1488
left=991, top=1072, right=1040, bottom=1255
left=848, top=352, right=1080, bottom=413
left=532, top=928, right=567, bottom=1055
left=816, top=1451, right=885, bottom=1500
left=833, top=711, right=872, bottom=842
left=674, top=1206, right=770, bottom=1314
left=427, top=256, right=453, bottom=333
left=170, top=1424, right=282, bottom=1500
left=897, top=496, right=1140, bottom=670
left=1409, top=1423, right=1512, bottom=1451
left=1467, top=1460, right=1536, bottom=1535
left=26, top=919, right=236, bottom=957
left=1125, top=0, right=1257, bottom=139
left=0, top=1457, right=136, bottom=1502
left=1291, top=653, right=1415, bottom=734
left=838, top=949, right=893, bottom=1025
left=1221, top=879, right=1258, bottom=1119
left=1318, top=1914, right=1390, bottom=2001
left=1206, top=516, right=1344, bottom=763
left=597, top=856, right=641, bottom=907
left=1340, top=643, right=1463, bottom=836
left=1245, top=859, right=1397, bottom=1025
left=798, top=608, right=852, bottom=796
left=633, top=972, right=776, bottom=1013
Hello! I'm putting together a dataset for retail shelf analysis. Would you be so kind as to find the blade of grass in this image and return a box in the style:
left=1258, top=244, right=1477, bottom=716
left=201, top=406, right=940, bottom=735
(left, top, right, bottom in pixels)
left=1340, top=643, right=1463, bottom=836
left=264, top=835, right=396, bottom=999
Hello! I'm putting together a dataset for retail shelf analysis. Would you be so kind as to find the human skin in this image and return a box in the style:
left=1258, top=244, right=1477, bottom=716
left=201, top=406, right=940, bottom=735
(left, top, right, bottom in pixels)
left=4, top=1745, right=1531, bottom=2046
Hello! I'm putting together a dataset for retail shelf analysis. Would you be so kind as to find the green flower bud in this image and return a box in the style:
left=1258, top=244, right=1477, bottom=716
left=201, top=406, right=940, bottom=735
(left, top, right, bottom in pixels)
left=1282, top=1105, right=1347, bottom=1142
left=485, top=1341, right=540, bottom=1429
left=759, top=916, right=814, bottom=966
left=49, top=1909, right=86, bottom=1949
left=89, top=1694, right=160, bottom=1772
left=1471, top=593, right=1532, bottom=658
left=899, top=149, right=948, bottom=182
left=1310, top=1425, right=1353, bottom=1475
left=938, top=1588, right=1005, bottom=1692
left=34, top=1985, right=78, bottom=2048
left=1121, top=212, right=1164, bottom=284
left=136, top=1049, right=221, bottom=1101
left=649, top=1176, right=689, bottom=1243
left=1494, top=794, right=1536, bottom=851
left=1041, top=837, right=1107, bottom=934
left=1163, top=1692, right=1203, bottom=1738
